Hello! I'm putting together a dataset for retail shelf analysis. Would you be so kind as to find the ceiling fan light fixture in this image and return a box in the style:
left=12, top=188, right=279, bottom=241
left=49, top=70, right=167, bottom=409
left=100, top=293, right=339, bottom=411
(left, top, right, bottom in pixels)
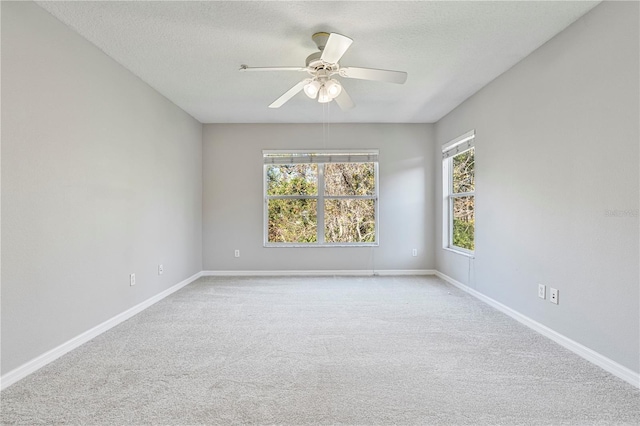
left=317, top=86, right=331, bottom=103
left=325, top=79, right=342, bottom=99
left=303, top=80, right=321, bottom=98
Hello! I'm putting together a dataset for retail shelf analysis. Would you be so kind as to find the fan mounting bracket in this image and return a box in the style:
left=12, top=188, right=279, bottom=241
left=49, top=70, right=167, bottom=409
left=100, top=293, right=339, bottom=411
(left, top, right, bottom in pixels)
left=311, top=32, right=330, bottom=51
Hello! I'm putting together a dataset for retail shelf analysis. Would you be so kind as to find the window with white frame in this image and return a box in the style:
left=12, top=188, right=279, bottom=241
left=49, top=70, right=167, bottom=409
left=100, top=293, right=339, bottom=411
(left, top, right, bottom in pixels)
left=442, top=131, right=475, bottom=254
left=264, top=150, right=379, bottom=246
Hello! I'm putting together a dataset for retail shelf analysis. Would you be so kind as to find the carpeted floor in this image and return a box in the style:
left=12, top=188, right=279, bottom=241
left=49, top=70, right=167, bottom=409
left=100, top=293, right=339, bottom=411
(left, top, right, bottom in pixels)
left=1, top=275, right=639, bottom=425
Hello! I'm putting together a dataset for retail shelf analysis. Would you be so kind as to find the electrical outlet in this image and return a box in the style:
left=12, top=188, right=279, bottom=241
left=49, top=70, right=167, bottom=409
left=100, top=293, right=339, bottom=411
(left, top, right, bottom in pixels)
left=130, top=273, right=136, bottom=286
left=538, top=284, right=546, bottom=299
left=234, top=249, right=240, bottom=258
left=412, top=249, right=417, bottom=257
left=158, top=264, right=164, bottom=275
left=550, top=288, right=559, bottom=304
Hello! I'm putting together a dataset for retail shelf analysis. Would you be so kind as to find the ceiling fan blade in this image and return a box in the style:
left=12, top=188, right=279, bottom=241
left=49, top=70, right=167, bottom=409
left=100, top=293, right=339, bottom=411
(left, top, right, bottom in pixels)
left=268, top=80, right=307, bottom=108
left=340, top=67, right=408, bottom=84
left=239, top=65, right=307, bottom=72
left=334, top=87, right=355, bottom=110
left=320, top=33, right=353, bottom=64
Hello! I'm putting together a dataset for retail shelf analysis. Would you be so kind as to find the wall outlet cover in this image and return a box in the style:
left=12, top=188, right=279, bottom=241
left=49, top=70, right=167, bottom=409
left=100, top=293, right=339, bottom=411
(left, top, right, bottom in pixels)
left=538, top=284, right=546, bottom=299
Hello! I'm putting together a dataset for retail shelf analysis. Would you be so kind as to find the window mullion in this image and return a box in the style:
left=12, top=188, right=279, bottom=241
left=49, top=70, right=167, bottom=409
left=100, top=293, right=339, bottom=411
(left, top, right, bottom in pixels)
left=317, top=163, right=325, bottom=244
left=323, top=195, right=377, bottom=200
left=450, top=191, right=475, bottom=198
left=267, top=195, right=315, bottom=200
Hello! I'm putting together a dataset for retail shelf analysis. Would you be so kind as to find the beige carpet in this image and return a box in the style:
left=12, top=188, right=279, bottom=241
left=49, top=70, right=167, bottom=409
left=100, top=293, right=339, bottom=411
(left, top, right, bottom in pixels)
left=1, top=275, right=639, bottom=425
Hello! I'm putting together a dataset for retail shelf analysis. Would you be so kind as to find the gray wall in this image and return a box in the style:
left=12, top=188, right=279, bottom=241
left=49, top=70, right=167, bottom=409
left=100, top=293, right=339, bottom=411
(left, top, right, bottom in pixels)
left=1, top=2, right=203, bottom=374
left=435, top=1, right=639, bottom=372
left=203, top=124, right=435, bottom=271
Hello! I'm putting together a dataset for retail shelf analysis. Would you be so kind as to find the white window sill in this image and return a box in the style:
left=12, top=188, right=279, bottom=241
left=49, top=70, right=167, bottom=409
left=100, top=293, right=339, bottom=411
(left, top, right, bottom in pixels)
left=443, top=247, right=475, bottom=258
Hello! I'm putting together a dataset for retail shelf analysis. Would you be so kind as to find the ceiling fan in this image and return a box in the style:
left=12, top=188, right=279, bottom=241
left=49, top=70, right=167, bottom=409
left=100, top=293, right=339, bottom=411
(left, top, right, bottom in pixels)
left=239, top=32, right=408, bottom=110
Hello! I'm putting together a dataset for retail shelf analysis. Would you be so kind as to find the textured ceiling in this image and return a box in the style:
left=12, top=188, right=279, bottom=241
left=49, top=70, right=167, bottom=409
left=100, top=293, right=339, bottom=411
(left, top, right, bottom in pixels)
left=36, top=1, right=600, bottom=124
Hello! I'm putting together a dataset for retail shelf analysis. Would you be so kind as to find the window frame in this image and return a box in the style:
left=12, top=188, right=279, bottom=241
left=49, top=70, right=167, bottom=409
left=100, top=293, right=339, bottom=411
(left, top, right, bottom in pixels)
left=263, top=150, right=379, bottom=247
left=442, top=131, right=475, bottom=256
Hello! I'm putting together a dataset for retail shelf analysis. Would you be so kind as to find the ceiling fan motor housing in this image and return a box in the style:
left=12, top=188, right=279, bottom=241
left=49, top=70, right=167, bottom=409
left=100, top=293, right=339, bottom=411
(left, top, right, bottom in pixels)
left=305, top=51, right=324, bottom=69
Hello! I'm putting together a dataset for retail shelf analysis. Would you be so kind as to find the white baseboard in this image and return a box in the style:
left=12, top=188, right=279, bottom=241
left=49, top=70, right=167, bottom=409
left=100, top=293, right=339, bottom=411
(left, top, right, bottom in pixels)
left=201, top=269, right=437, bottom=277
left=434, top=271, right=640, bottom=389
left=0, top=271, right=203, bottom=391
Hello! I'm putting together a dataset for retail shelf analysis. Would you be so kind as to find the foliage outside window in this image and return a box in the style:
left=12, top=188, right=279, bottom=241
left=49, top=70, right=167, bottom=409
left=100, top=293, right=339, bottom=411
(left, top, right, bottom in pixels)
left=264, top=151, right=378, bottom=246
left=443, top=133, right=475, bottom=253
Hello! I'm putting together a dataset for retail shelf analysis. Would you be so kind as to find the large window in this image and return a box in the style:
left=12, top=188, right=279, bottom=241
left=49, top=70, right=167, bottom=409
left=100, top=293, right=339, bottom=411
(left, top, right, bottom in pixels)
left=443, top=131, right=475, bottom=254
left=264, top=150, right=379, bottom=246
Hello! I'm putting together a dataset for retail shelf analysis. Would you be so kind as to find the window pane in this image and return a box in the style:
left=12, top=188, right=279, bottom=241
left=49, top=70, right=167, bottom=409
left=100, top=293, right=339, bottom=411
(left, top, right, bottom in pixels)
left=452, top=196, right=474, bottom=250
left=268, top=199, right=317, bottom=243
left=452, top=149, right=474, bottom=193
left=267, top=164, right=317, bottom=196
left=324, top=163, right=375, bottom=196
left=325, top=199, right=375, bottom=243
